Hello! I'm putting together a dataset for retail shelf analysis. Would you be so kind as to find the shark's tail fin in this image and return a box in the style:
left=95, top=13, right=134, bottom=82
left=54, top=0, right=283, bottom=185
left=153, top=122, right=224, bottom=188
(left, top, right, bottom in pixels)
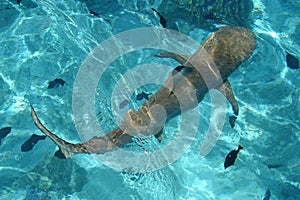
left=30, top=106, right=88, bottom=158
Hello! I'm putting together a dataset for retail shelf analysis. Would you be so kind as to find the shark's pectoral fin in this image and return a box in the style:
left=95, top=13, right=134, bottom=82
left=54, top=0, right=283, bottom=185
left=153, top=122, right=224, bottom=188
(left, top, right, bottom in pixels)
left=156, top=52, right=191, bottom=66
left=216, top=80, right=239, bottom=128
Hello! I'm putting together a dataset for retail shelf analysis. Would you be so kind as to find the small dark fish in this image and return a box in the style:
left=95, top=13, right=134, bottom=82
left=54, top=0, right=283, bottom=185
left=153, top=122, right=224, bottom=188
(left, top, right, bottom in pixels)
left=0, top=127, right=12, bottom=145
left=286, top=53, right=299, bottom=69
left=266, top=164, right=282, bottom=169
left=47, top=78, right=65, bottom=89
left=88, top=8, right=100, bottom=17
left=151, top=8, right=167, bottom=28
left=263, top=189, right=271, bottom=200
left=136, top=92, right=152, bottom=101
left=224, top=145, right=243, bottom=169
left=17, top=0, right=22, bottom=5
left=21, top=134, right=46, bottom=152
left=204, top=12, right=215, bottom=20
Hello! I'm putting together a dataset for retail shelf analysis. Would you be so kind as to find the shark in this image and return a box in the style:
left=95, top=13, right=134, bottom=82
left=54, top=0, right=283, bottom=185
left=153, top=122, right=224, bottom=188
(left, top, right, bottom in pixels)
left=31, top=26, right=256, bottom=158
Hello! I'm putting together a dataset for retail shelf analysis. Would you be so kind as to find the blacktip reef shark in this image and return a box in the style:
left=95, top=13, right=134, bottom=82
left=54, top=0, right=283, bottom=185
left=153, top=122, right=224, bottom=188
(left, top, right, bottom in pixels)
left=31, top=26, right=256, bottom=158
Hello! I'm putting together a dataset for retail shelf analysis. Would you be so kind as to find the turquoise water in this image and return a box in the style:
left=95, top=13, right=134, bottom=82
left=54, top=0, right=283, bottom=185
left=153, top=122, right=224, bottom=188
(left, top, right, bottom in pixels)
left=0, top=0, right=299, bottom=199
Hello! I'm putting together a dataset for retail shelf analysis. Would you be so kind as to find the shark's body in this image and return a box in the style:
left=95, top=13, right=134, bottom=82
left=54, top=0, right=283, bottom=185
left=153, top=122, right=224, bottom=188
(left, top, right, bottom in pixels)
left=31, top=26, right=256, bottom=158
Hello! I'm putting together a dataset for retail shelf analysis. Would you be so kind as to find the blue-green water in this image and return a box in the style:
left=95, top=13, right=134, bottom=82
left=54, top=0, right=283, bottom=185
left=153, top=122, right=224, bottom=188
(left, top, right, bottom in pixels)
left=0, top=0, right=299, bottom=199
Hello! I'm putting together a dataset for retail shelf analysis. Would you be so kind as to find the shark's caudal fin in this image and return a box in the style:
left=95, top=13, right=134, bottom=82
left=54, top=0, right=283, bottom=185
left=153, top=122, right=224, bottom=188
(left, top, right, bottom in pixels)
left=30, top=106, right=88, bottom=158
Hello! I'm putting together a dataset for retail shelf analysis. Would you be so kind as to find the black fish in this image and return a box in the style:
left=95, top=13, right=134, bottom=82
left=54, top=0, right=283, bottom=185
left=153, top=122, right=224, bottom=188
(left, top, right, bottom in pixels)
left=21, top=134, right=46, bottom=152
left=204, top=12, right=215, bottom=20
left=286, top=53, right=299, bottom=69
left=224, top=145, right=243, bottom=169
left=0, top=127, right=12, bottom=145
left=151, top=8, right=167, bottom=28
left=266, top=164, right=282, bottom=169
left=136, top=92, right=152, bottom=100
left=17, top=0, right=22, bottom=5
left=263, top=189, right=271, bottom=200
left=47, top=78, right=65, bottom=89
left=88, top=8, right=100, bottom=17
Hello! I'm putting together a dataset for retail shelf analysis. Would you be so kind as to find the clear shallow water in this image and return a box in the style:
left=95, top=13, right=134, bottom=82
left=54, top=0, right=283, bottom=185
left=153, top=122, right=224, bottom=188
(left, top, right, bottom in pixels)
left=0, top=0, right=299, bottom=199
